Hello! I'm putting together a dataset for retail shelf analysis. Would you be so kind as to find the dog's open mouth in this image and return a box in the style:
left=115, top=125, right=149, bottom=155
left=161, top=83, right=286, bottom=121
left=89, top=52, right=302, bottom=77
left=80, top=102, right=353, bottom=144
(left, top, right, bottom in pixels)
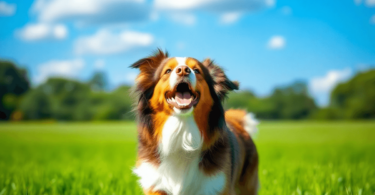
left=165, top=82, right=200, bottom=110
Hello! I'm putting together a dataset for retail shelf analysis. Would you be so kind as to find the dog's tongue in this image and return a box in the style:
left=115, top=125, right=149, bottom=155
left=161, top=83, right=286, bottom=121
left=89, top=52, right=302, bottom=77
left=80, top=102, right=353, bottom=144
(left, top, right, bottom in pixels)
left=176, top=92, right=192, bottom=104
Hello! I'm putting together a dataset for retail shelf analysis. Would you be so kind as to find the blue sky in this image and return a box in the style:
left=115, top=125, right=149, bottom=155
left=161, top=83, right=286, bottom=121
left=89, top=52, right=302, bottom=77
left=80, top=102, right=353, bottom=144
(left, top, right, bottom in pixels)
left=0, top=0, right=375, bottom=106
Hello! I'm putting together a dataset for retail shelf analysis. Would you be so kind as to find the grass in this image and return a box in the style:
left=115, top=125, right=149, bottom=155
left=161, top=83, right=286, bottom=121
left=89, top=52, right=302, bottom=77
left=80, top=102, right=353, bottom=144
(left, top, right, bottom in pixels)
left=0, top=121, right=374, bottom=195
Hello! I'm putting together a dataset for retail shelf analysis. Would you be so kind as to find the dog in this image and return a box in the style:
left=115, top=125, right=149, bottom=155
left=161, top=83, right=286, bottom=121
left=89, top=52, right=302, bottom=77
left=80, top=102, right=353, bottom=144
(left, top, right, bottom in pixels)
left=131, top=49, right=259, bottom=195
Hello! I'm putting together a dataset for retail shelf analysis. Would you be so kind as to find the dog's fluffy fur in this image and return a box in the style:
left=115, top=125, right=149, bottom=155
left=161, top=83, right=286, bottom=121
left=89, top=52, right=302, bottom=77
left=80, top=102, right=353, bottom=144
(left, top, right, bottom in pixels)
left=131, top=50, right=259, bottom=195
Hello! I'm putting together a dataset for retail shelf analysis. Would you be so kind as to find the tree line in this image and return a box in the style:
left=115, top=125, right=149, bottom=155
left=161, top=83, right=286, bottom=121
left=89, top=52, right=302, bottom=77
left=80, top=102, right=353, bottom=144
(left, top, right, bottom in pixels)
left=1, top=60, right=374, bottom=121
left=0, top=60, right=133, bottom=121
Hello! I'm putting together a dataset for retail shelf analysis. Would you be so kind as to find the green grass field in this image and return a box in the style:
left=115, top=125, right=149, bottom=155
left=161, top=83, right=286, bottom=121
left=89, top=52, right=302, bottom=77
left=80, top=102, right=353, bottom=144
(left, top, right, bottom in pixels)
left=0, top=121, right=374, bottom=195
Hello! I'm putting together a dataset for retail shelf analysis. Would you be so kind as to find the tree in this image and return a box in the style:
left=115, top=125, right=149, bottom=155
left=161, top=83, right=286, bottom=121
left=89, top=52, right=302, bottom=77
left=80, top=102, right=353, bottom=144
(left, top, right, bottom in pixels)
left=0, top=60, right=30, bottom=120
left=330, top=69, right=375, bottom=119
left=225, top=81, right=317, bottom=120
left=19, top=76, right=135, bottom=121
left=225, top=90, right=255, bottom=109
left=90, top=85, right=134, bottom=120
left=45, top=78, right=91, bottom=120
left=89, top=71, right=108, bottom=91
left=19, top=87, right=51, bottom=120
left=20, top=78, right=91, bottom=120
left=269, top=81, right=317, bottom=119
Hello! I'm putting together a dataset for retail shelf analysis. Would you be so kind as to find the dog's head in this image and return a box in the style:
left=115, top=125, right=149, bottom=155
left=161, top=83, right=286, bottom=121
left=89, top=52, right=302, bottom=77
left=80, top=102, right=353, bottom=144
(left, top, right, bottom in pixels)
left=131, top=49, right=239, bottom=116
left=131, top=49, right=238, bottom=140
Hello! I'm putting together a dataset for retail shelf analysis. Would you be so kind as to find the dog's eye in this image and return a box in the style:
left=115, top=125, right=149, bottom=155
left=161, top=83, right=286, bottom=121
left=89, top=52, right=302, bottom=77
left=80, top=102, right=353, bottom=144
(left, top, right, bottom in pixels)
left=194, top=69, right=200, bottom=74
left=165, top=69, right=172, bottom=74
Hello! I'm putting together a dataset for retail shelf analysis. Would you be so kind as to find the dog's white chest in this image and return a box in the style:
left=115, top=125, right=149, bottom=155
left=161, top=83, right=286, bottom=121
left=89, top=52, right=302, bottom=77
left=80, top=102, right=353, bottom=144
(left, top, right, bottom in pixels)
left=134, top=115, right=226, bottom=195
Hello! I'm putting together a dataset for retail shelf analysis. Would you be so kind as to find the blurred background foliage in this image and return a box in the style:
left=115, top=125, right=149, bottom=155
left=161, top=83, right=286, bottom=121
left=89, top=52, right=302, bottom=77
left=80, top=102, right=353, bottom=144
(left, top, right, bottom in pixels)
left=1, top=59, right=374, bottom=121
left=1, top=60, right=133, bottom=121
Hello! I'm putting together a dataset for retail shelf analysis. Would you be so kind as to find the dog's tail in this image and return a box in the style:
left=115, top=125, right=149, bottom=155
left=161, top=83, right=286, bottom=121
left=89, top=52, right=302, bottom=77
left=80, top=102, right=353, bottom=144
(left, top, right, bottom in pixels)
left=243, top=112, right=259, bottom=138
left=225, top=109, right=259, bottom=138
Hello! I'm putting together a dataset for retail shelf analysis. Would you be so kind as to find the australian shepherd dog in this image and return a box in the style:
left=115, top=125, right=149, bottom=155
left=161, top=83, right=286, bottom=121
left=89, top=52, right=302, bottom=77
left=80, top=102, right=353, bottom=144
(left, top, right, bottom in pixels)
left=131, top=49, right=259, bottom=195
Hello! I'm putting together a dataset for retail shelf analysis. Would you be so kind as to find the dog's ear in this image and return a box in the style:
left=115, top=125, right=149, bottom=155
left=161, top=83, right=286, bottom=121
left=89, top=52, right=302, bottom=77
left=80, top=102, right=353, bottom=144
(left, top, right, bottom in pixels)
left=202, top=58, right=239, bottom=100
left=130, top=49, right=169, bottom=93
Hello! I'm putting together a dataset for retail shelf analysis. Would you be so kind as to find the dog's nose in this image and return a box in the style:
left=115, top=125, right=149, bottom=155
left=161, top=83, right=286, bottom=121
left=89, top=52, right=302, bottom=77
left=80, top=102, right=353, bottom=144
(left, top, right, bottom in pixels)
left=176, top=65, right=191, bottom=76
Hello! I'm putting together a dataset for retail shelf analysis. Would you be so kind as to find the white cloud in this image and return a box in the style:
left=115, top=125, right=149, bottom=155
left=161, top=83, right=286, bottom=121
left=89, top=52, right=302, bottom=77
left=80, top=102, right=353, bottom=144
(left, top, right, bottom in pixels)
left=75, top=29, right=154, bottom=55
left=34, top=59, right=85, bottom=84
left=366, top=0, right=375, bottom=6
left=155, top=0, right=270, bottom=12
left=154, top=0, right=271, bottom=24
left=355, top=1, right=375, bottom=23
left=94, top=59, right=105, bottom=69
left=355, top=0, right=375, bottom=6
left=309, top=68, right=352, bottom=106
left=267, top=35, right=285, bottom=49
left=265, top=0, right=275, bottom=7
left=16, top=23, right=68, bottom=41
left=155, top=0, right=204, bottom=10
left=0, top=1, right=16, bottom=16
left=310, top=68, right=352, bottom=93
left=31, top=0, right=150, bottom=25
left=220, top=12, right=242, bottom=24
